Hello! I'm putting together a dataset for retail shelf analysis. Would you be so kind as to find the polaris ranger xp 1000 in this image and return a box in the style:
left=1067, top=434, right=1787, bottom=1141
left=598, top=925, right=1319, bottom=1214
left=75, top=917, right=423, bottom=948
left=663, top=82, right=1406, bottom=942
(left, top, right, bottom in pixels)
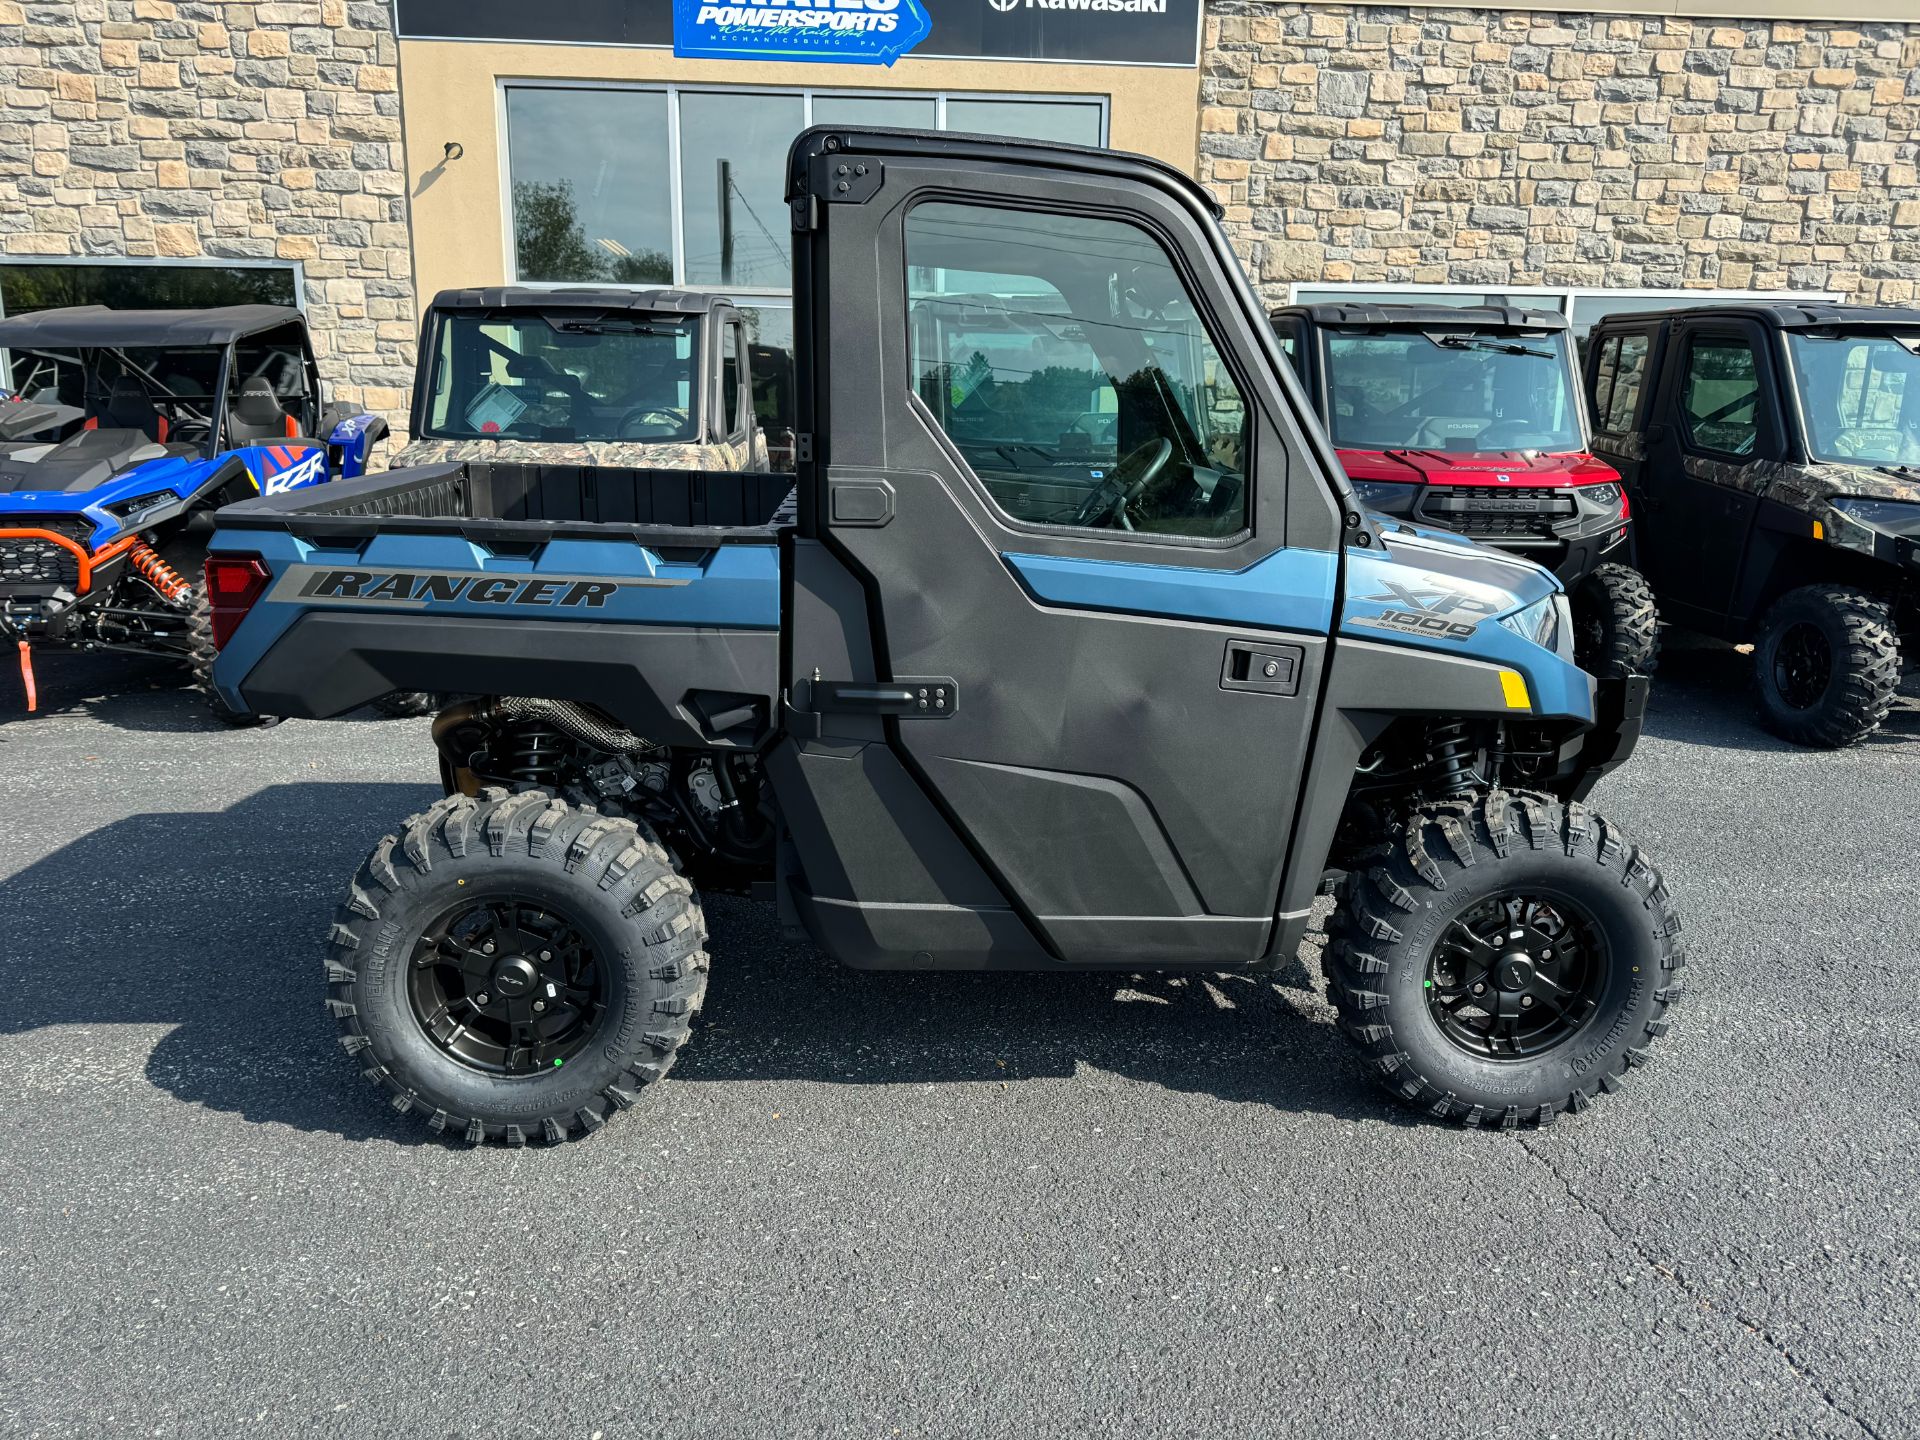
left=1270, top=303, right=1660, bottom=678
left=0, top=304, right=386, bottom=718
left=206, top=130, right=1681, bottom=1144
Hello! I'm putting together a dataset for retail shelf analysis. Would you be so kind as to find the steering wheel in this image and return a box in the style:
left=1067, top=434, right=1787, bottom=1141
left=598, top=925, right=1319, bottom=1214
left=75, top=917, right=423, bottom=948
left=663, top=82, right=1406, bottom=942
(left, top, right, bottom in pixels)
left=616, top=407, right=685, bottom=439
left=1827, top=427, right=1902, bottom=462
left=1070, top=438, right=1173, bottom=530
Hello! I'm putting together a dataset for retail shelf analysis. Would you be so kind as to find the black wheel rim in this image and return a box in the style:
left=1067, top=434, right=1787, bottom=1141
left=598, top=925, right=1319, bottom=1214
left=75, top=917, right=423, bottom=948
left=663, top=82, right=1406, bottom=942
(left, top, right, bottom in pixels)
left=1772, top=621, right=1832, bottom=710
left=1425, top=892, right=1609, bottom=1060
left=407, top=894, right=610, bottom=1076
left=1573, top=603, right=1607, bottom=667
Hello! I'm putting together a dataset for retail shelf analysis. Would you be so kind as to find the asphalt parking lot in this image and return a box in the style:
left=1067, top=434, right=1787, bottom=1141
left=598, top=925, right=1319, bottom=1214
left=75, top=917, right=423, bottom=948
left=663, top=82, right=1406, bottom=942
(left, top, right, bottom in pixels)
left=2, top=644, right=1916, bottom=1439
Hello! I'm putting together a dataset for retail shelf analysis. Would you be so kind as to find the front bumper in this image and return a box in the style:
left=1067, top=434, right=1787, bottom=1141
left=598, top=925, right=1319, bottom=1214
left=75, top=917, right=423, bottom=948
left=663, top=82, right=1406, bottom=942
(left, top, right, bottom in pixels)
left=1566, top=674, right=1649, bottom=802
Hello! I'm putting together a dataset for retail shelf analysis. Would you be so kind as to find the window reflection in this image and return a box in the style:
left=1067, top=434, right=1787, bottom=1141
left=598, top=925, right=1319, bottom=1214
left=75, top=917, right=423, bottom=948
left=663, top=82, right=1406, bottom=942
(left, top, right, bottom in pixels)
left=679, top=91, right=801, bottom=289
left=506, top=89, right=673, bottom=285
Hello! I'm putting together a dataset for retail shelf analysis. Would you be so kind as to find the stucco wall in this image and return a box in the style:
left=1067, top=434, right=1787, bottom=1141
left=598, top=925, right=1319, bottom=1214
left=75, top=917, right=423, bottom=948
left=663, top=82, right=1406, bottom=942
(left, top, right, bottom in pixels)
left=0, top=0, right=418, bottom=433
left=1200, top=4, right=1920, bottom=307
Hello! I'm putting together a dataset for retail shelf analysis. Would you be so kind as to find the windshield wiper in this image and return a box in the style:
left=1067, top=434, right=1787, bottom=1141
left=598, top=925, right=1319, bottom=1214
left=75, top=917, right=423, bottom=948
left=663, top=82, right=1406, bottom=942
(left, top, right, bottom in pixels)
left=1429, top=334, right=1556, bottom=360
left=552, top=320, right=677, bottom=338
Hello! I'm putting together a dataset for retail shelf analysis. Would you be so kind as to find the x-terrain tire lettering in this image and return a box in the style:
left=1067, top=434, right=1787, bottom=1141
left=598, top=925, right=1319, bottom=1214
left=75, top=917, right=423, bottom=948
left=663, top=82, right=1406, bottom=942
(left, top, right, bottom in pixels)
left=326, top=789, right=709, bottom=1145
left=1325, top=790, right=1680, bottom=1126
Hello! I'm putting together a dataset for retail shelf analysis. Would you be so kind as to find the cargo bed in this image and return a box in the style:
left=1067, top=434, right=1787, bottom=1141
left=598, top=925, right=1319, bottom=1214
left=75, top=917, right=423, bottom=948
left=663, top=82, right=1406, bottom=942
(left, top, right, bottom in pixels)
left=207, top=460, right=790, bottom=739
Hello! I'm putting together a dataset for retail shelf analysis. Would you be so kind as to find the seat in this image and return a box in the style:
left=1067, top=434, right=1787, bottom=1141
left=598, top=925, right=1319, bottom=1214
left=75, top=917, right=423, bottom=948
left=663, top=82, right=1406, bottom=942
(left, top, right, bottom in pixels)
left=226, top=376, right=307, bottom=443
left=89, top=374, right=169, bottom=443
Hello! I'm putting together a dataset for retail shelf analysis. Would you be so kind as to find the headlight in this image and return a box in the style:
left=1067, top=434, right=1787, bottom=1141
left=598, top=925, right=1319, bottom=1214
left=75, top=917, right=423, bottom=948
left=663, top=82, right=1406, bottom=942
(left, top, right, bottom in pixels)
left=104, top=490, right=178, bottom=519
left=1349, top=479, right=1418, bottom=515
left=1498, top=593, right=1566, bottom=654
left=1832, top=497, right=1920, bottom=537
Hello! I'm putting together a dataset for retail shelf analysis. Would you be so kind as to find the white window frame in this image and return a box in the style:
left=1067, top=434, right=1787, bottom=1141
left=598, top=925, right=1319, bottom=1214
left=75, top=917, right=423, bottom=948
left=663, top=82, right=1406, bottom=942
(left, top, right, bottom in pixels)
left=497, top=79, right=1110, bottom=297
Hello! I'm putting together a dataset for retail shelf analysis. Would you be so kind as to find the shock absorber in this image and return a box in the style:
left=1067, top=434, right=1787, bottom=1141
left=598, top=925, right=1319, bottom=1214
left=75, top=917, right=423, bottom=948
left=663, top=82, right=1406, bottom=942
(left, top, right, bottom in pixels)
left=125, top=540, right=192, bottom=607
left=504, top=722, right=569, bottom=788
left=1423, top=721, right=1480, bottom=796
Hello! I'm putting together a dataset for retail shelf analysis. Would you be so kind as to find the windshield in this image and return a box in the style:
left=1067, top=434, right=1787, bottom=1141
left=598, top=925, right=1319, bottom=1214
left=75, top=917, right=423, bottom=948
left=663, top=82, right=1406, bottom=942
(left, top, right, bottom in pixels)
left=423, top=312, right=701, bottom=443
left=1321, top=330, right=1584, bottom=454
left=1788, top=332, right=1920, bottom=466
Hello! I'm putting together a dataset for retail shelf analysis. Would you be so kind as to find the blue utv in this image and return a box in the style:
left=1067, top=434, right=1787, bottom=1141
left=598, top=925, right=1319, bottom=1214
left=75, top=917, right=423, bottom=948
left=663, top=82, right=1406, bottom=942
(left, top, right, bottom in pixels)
left=0, top=304, right=386, bottom=721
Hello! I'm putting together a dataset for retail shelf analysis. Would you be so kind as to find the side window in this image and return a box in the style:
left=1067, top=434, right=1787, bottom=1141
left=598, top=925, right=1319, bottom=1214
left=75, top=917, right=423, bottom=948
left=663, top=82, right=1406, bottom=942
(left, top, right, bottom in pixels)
left=1680, top=336, right=1762, bottom=457
left=720, top=320, right=744, bottom=440
left=1590, top=335, right=1619, bottom=429
left=1606, top=334, right=1649, bottom=432
left=905, top=202, right=1249, bottom=539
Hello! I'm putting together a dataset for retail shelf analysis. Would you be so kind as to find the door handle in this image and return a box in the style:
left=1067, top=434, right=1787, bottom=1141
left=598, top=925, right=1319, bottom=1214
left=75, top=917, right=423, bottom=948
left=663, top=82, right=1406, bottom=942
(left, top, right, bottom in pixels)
left=809, top=677, right=957, bottom=716
left=1221, top=640, right=1303, bottom=696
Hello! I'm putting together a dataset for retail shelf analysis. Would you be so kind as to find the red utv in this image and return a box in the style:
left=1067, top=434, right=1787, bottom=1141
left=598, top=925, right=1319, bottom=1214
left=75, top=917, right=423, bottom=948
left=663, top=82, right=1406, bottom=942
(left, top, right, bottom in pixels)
left=1270, top=303, right=1659, bottom=676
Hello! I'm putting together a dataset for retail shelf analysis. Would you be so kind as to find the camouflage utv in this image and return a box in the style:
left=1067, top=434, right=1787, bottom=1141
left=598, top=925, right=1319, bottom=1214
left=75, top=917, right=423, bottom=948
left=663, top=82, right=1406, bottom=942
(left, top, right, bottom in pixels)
left=369, top=287, right=789, bottom=716
left=1587, top=303, right=1919, bottom=746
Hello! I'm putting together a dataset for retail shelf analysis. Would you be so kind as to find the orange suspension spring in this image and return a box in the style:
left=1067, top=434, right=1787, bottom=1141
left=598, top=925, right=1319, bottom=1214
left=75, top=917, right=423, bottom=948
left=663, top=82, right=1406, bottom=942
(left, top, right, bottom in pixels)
left=126, top=540, right=192, bottom=606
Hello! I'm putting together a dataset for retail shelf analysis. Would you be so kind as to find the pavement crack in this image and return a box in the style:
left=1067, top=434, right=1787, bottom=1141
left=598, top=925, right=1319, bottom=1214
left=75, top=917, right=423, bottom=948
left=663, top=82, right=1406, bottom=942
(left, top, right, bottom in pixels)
left=1518, top=1136, right=1886, bottom=1440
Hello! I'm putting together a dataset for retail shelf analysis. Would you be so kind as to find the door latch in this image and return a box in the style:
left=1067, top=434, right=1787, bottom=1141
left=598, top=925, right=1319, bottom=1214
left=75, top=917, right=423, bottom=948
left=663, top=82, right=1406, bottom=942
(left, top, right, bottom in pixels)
left=1220, top=640, right=1303, bottom=696
left=809, top=677, right=957, bottom=717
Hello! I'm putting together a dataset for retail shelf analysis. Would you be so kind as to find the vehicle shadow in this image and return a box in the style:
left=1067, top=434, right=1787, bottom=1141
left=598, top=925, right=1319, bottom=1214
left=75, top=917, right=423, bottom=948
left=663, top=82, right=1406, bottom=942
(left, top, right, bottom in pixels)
left=0, top=650, right=393, bottom=734
left=1642, top=629, right=1920, bottom=752
left=0, top=784, right=1397, bottom=1146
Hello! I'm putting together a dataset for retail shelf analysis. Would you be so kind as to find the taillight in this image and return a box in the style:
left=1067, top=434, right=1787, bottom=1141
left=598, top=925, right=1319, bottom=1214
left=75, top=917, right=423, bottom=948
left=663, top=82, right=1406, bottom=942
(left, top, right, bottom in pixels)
left=203, top=554, right=271, bottom=649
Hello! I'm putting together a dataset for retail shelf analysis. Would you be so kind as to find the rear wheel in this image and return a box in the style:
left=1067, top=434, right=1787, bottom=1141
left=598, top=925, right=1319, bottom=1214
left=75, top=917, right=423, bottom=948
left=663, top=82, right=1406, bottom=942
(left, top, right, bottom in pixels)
left=1325, top=790, right=1681, bottom=1126
left=185, top=585, right=280, bottom=728
left=326, top=789, right=708, bottom=1145
left=1752, top=584, right=1900, bottom=748
left=1572, top=563, right=1660, bottom=677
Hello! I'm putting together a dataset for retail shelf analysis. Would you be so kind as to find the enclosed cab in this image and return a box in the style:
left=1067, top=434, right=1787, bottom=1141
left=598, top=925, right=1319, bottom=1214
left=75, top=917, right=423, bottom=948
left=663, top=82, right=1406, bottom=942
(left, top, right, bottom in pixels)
left=1270, top=303, right=1657, bottom=676
left=1586, top=302, right=1919, bottom=746
left=394, top=287, right=778, bottom=475
left=0, top=303, right=385, bottom=718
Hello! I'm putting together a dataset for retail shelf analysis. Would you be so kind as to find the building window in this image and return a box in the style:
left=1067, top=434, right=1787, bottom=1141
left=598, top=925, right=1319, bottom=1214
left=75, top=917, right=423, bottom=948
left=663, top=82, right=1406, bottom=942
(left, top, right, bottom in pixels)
left=0, top=259, right=302, bottom=390
left=0, top=260, right=300, bottom=318
left=505, top=88, right=674, bottom=286
left=504, top=83, right=1108, bottom=296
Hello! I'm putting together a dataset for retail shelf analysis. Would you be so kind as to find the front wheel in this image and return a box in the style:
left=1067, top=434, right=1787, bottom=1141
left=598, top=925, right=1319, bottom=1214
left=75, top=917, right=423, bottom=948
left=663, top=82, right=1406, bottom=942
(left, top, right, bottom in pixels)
left=1752, top=584, right=1901, bottom=748
left=1325, top=790, right=1681, bottom=1126
left=326, top=789, right=709, bottom=1144
left=1572, top=563, right=1660, bottom=678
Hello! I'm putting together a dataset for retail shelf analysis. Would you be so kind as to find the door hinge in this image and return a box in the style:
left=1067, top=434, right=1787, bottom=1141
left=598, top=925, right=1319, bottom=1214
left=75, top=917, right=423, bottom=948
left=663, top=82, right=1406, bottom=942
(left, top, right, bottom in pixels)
left=794, top=432, right=814, bottom=464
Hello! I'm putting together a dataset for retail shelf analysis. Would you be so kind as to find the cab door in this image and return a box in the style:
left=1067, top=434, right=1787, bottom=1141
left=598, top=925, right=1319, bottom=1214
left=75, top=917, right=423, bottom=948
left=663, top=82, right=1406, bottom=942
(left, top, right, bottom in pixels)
left=786, top=134, right=1346, bottom=968
left=1638, top=319, right=1784, bottom=631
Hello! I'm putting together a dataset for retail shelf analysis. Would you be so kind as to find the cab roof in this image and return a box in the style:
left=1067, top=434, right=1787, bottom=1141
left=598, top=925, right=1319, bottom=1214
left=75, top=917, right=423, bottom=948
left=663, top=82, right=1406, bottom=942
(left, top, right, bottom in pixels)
left=1271, top=302, right=1570, bottom=332
left=1589, top=301, right=1920, bottom=331
left=427, top=287, right=734, bottom=316
left=0, top=304, right=304, bottom=348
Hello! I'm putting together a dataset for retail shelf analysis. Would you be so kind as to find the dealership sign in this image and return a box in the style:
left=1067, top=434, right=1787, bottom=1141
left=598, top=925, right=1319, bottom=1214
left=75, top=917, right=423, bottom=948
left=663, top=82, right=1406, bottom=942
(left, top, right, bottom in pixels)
left=672, top=0, right=934, bottom=65
left=394, top=0, right=1201, bottom=67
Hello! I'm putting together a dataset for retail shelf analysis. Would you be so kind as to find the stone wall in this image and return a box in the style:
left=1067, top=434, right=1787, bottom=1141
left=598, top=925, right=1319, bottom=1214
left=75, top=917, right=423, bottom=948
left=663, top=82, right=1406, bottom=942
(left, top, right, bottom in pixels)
left=1200, top=4, right=1920, bottom=307
left=0, top=0, right=417, bottom=434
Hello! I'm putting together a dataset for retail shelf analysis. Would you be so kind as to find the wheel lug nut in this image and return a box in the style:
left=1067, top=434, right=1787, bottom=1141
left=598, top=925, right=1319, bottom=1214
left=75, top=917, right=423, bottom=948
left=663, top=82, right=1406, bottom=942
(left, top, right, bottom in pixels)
left=1521, top=996, right=1534, bottom=1008
left=476, top=993, right=490, bottom=1005
left=1472, top=983, right=1486, bottom=995
left=482, top=942, right=495, bottom=954
left=533, top=1000, right=546, bottom=1013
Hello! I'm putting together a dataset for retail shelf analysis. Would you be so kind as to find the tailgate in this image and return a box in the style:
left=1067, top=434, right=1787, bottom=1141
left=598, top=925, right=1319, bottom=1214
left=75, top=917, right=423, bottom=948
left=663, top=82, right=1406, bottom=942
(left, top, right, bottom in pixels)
left=208, top=523, right=782, bottom=747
